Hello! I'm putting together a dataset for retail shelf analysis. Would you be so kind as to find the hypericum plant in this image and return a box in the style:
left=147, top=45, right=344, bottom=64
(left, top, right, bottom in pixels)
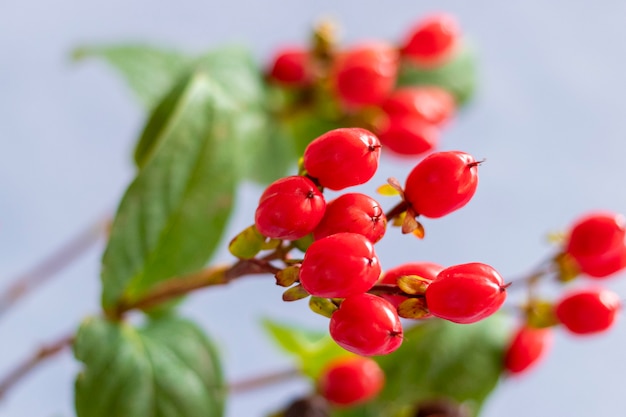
left=1, top=12, right=624, bottom=417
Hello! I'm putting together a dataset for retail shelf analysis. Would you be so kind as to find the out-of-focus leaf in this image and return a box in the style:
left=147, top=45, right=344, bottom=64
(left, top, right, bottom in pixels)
left=397, top=43, right=478, bottom=106
left=72, top=45, right=192, bottom=108
left=100, top=69, right=238, bottom=310
left=333, top=316, right=508, bottom=417
left=262, top=319, right=351, bottom=379
left=195, top=48, right=297, bottom=184
left=282, top=111, right=345, bottom=157
left=74, top=316, right=224, bottom=417
left=78, top=44, right=296, bottom=183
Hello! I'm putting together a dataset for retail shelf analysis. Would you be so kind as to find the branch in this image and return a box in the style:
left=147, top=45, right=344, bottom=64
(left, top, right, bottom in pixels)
left=110, top=258, right=282, bottom=318
left=0, top=333, right=74, bottom=400
left=0, top=216, right=109, bottom=319
left=228, top=368, right=301, bottom=394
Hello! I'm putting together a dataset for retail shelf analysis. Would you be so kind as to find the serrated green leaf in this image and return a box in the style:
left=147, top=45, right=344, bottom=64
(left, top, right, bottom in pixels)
left=333, top=316, right=508, bottom=417
left=74, top=316, right=224, bottom=417
left=397, top=43, right=478, bottom=106
left=262, top=319, right=350, bottom=379
left=101, top=69, right=238, bottom=310
left=73, top=45, right=192, bottom=108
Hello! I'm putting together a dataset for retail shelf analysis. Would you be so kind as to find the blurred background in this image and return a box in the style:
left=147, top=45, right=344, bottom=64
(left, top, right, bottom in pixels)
left=2, top=1, right=626, bottom=416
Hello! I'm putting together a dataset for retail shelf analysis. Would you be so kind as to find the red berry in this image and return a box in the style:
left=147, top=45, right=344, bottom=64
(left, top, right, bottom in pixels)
left=300, top=232, right=381, bottom=298
left=303, top=128, right=381, bottom=190
left=382, top=87, right=456, bottom=126
left=504, top=326, right=553, bottom=375
left=319, top=356, right=384, bottom=406
left=267, top=46, right=312, bottom=87
left=329, top=293, right=403, bottom=356
left=564, top=211, right=626, bottom=278
left=425, top=262, right=507, bottom=324
left=379, top=262, right=444, bottom=309
left=331, top=41, right=398, bottom=108
left=401, top=13, right=460, bottom=66
left=404, top=151, right=479, bottom=218
left=555, top=288, right=621, bottom=335
left=255, top=176, right=326, bottom=240
left=313, top=193, right=387, bottom=243
left=377, top=115, right=440, bottom=156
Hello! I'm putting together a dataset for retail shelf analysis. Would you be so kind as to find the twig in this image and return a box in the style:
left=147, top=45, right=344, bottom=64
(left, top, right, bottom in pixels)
left=0, top=216, right=109, bottom=319
left=228, top=368, right=301, bottom=394
left=110, top=258, right=282, bottom=319
left=0, top=333, right=74, bottom=400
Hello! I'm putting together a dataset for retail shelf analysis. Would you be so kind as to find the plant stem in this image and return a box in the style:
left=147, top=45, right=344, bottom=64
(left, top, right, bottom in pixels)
left=110, top=258, right=282, bottom=319
left=385, top=200, right=409, bottom=221
left=0, top=217, right=109, bottom=319
left=228, top=368, right=301, bottom=394
left=0, top=333, right=74, bottom=400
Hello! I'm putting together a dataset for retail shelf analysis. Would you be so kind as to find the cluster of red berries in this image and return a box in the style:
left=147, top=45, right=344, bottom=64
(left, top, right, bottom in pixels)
left=503, top=211, right=624, bottom=375
left=247, top=126, right=507, bottom=358
left=266, top=13, right=460, bottom=157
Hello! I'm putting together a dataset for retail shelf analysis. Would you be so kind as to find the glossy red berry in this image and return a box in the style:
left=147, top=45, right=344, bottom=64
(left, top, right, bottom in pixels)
left=255, top=176, right=326, bottom=240
left=300, top=232, right=381, bottom=298
left=425, top=262, right=507, bottom=324
left=377, top=115, right=439, bottom=156
left=379, top=262, right=444, bottom=309
left=382, top=86, right=456, bottom=126
left=303, top=128, right=381, bottom=190
left=267, top=46, right=312, bottom=87
left=504, top=326, right=553, bottom=375
left=404, top=151, right=479, bottom=218
left=331, top=41, right=398, bottom=108
left=318, top=356, right=384, bottom=406
left=555, top=288, right=621, bottom=335
left=564, top=211, right=626, bottom=278
left=329, top=293, right=403, bottom=356
left=313, top=193, right=387, bottom=243
left=401, top=13, right=460, bottom=66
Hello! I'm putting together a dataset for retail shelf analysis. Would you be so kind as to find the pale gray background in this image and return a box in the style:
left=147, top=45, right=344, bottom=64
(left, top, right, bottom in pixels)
left=2, top=1, right=626, bottom=416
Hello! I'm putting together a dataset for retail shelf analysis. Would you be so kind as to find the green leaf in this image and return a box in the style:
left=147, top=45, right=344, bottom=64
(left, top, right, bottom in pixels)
left=101, top=69, right=238, bottom=310
left=397, top=43, right=478, bottom=106
left=195, top=48, right=296, bottom=183
left=262, top=319, right=351, bottom=379
left=333, top=316, right=508, bottom=417
left=282, top=112, right=345, bottom=158
left=74, top=316, right=224, bottom=417
left=73, top=45, right=192, bottom=108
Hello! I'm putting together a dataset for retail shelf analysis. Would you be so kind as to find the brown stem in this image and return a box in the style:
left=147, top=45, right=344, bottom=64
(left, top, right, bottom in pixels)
left=0, top=216, right=109, bottom=319
left=385, top=201, right=410, bottom=222
left=0, top=333, right=74, bottom=400
left=110, top=258, right=282, bottom=319
left=506, top=254, right=557, bottom=290
left=368, top=283, right=425, bottom=298
left=228, top=368, right=301, bottom=395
